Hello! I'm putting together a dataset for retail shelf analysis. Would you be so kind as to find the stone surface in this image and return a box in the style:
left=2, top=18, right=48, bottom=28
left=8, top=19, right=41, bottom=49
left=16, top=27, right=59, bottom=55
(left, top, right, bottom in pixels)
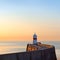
left=0, top=44, right=57, bottom=60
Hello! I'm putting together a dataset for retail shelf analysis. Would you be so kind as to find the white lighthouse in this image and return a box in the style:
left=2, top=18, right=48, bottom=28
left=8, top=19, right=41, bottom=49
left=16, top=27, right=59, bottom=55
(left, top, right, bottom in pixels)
left=33, top=33, right=37, bottom=44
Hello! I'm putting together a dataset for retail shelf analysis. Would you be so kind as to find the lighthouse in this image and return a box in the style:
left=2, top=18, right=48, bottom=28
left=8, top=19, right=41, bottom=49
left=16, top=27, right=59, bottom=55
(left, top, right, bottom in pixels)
left=33, top=33, right=37, bottom=44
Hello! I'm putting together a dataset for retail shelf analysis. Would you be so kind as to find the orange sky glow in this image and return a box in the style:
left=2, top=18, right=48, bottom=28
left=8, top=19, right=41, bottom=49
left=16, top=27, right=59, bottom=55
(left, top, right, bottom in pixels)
left=0, top=0, right=60, bottom=41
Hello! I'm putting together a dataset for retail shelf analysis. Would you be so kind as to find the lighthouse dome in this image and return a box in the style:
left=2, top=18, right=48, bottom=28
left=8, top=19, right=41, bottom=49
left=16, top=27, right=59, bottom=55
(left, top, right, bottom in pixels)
left=33, top=33, right=37, bottom=38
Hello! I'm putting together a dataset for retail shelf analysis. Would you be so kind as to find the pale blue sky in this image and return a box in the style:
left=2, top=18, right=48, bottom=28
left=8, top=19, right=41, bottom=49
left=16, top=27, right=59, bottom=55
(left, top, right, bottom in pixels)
left=0, top=0, right=60, bottom=23
left=0, top=0, right=60, bottom=14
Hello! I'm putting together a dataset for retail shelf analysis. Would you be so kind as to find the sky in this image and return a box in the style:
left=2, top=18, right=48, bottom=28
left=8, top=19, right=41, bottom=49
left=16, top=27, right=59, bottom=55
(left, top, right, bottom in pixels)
left=0, top=0, right=60, bottom=41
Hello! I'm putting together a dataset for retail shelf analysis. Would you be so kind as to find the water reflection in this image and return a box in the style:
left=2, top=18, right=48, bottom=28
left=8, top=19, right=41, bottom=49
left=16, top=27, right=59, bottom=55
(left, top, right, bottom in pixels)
left=0, top=46, right=26, bottom=54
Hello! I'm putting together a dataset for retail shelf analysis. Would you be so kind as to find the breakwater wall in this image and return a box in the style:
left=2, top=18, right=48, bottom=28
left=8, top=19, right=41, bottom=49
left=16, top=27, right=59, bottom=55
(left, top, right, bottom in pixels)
left=0, top=46, right=57, bottom=60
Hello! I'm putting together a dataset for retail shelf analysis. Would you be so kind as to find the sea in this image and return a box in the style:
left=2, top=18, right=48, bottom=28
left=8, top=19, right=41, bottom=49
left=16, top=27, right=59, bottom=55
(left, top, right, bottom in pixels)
left=0, top=41, right=60, bottom=60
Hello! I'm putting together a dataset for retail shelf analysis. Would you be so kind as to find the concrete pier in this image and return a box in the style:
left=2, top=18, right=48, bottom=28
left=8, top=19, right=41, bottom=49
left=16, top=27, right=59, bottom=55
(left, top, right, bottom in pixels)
left=0, top=45, right=57, bottom=60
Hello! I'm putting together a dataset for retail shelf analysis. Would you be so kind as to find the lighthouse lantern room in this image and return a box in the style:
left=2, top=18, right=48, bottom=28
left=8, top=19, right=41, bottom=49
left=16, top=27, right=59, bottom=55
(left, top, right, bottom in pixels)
left=33, top=33, right=37, bottom=44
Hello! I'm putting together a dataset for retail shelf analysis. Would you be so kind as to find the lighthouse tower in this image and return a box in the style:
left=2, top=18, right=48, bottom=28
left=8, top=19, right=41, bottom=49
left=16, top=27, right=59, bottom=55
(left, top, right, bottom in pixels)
left=33, top=33, right=37, bottom=44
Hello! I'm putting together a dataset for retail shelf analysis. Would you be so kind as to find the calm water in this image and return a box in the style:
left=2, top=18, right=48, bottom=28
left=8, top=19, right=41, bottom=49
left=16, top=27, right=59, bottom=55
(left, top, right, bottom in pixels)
left=0, top=41, right=60, bottom=60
